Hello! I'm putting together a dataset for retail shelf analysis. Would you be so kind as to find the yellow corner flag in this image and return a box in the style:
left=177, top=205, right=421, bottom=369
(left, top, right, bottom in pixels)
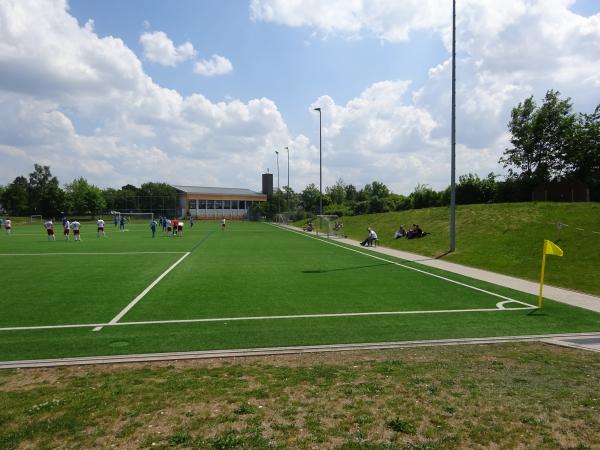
left=544, top=239, right=564, bottom=257
left=538, top=240, right=564, bottom=308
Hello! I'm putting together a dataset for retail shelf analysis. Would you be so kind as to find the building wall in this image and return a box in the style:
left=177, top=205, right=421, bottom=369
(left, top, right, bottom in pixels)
left=177, top=193, right=267, bottom=219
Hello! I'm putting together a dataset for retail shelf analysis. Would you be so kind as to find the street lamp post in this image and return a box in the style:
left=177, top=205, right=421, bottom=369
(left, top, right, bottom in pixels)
left=313, top=107, right=322, bottom=217
left=285, top=146, right=290, bottom=211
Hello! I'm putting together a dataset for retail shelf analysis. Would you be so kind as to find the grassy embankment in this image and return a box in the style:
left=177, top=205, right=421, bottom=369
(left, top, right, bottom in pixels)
left=299, top=202, right=600, bottom=296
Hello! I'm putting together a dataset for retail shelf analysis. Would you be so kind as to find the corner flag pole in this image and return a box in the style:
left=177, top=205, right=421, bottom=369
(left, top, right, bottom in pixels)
left=538, top=250, right=547, bottom=309
left=538, top=239, right=564, bottom=309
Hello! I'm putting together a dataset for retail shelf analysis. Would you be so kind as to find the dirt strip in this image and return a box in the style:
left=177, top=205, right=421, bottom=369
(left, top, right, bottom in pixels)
left=2, top=332, right=600, bottom=369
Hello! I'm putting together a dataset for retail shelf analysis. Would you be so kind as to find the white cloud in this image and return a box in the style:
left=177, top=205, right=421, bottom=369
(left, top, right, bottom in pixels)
left=252, top=0, right=600, bottom=191
left=0, top=0, right=295, bottom=191
left=139, top=31, right=196, bottom=66
left=193, top=54, right=233, bottom=77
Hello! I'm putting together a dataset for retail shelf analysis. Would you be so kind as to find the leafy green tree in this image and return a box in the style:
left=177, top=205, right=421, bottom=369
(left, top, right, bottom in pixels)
left=500, top=90, right=577, bottom=182
left=410, top=184, right=441, bottom=209
left=64, top=177, right=105, bottom=216
left=2, top=176, right=29, bottom=214
left=300, top=183, right=321, bottom=214
left=326, top=178, right=347, bottom=204
left=27, top=164, right=63, bottom=217
left=456, top=173, right=497, bottom=205
left=567, top=105, right=600, bottom=185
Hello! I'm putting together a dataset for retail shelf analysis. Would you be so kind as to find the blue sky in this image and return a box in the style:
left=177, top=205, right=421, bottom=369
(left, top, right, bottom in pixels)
left=0, top=0, right=599, bottom=194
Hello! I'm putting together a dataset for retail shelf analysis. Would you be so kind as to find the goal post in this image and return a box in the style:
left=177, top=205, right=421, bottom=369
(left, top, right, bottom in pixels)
left=316, top=215, right=346, bottom=239
left=29, top=215, right=43, bottom=224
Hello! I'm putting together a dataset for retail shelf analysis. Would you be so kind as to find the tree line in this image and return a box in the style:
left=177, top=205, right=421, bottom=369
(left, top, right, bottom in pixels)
left=0, top=164, right=177, bottom=218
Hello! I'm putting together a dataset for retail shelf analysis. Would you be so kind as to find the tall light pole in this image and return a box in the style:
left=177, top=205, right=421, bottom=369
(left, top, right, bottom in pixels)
left=275, top=150, right=280, bottom=214
left=285, top=146, right=290, bottom=211
left=450, top=0, right=457, bottom=252
left=313, top=107, right=322, bottom=217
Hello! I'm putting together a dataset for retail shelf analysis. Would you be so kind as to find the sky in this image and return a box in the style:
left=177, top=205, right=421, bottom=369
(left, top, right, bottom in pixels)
left=0, top=0, right=599, bottom=195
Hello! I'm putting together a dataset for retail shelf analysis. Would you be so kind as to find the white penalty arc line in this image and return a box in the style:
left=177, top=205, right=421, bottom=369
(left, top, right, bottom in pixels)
left=92, top=252, right=191, bottom=331
left=270, top=224, right=535, bottom=309
left=0, top=305, right=535, bottom=332
left=0, top=252, right=188, bottom=256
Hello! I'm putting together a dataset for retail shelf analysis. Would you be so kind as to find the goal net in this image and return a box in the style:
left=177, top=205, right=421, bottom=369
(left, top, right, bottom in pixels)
left=316, top=215, right=346, bottom=239
left=29, top=215, right=43, bottom=224
left=275, top=212, right=292, bottom=225
left=108, top=211, right=154, bottom=224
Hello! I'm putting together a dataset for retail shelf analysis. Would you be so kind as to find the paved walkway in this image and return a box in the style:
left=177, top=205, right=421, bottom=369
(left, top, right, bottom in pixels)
left=282, top=225, right=600, bottom=313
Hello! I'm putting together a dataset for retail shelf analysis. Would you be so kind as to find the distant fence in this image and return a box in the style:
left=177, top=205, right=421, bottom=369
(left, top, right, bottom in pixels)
left=532, top=180, right=591, bottom=202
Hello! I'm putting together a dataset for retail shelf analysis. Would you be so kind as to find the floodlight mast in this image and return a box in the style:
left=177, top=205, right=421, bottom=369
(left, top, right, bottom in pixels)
left=314, top=107, right=322, bottom=217
left=275, top=150, right=280, bottom=214
left=285, top=146, right=290, bottom=210
left=450, top=0, right=457, bottom=253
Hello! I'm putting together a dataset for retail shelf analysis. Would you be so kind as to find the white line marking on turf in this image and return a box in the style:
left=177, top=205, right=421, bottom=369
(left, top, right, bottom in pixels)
left=0, top=252, right=187, bottom=256
left=270, top=224, right=535, bottom=309
left=92, top=252, right=191, bottom=331
left=0, top=306, right=536, bottom=332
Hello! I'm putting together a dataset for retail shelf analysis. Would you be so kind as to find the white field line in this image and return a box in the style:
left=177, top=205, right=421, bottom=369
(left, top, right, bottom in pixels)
left=271, top=224, right=535, bottom=309
left=0, top=306, right=535, bottom=332
left=92, top=252, right=191, bottom=331
left=0, top=252, right=188, bottom=256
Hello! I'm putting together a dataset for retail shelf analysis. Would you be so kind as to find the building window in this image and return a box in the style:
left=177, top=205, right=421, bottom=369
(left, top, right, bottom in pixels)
left=188, top=199, right=197, bottom=210
left=239, top=200, right=246, bottom=210
left=223, top=200, right=231, bottom=209
left=215, top=200, right=222, bottom=209
left=198, top=199, right=206, bottom=209
left=231, top=200, right=238, bottom=209
left=206, top=200, right=214, bottom=210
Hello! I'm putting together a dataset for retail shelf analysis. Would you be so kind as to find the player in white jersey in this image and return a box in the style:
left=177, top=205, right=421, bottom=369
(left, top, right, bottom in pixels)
left=97, top=218, right=105, bottom=237
left=44, top=220, right=55, bottom=241
left=221, top=217, right=226, bottom=230
left=177, top=220, right=184, bottom=237
left=71, top=220, right=81, bottom=241
left=165, top=218, right=172, bottom=236
left=5, top=218, right=11, bottom=234
left=63, top=219, right=70, bottom=240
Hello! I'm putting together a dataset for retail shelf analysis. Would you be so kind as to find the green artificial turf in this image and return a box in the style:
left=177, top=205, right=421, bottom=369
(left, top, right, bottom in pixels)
left=307, top=202, right=600, bottom=296
left=0, top=220, right=599, bottom=362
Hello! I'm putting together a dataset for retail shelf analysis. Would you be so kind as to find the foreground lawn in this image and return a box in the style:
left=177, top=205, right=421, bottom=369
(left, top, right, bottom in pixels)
left=1, top=343, right=599, bottom=449
left=310, top=202, right=600, bottom=296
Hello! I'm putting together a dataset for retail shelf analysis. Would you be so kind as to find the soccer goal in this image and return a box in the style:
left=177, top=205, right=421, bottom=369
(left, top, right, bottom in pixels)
left=110, top=211, right=154, bottom=224
left=29, top=215, right=43, bottom=224
left=275, top=212, right=292, bottom=225
left=316, top=215, right=346, bottom=239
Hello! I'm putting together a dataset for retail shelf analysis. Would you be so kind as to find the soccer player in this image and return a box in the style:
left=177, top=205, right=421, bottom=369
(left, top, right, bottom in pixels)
left=5, top=217, right=11, bottom=235
left=150, top=219, right=157, bottom=238
left=114, top=215, right=118, bottom=228
left=97, top=218, right=105, bottom=237
left=63, top=218, right=71, bottom=240
left=44, top=219, right=55, bottom=241
left=119, top=215, right=125, bottom=231
left=165, top=218, right=172, bottom=236
left=71, top=219, right=81, bottom=241
left=177, top=220, right=184, bottom=237
left=172, top=218, right=178, bottom=237
left=189, top=216, right=194, bottom=228
left=221, top=217, right=226, bottom=230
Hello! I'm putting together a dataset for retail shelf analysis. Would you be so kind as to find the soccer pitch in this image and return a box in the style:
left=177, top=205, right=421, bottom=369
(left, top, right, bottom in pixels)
left=1, top=221, right=599, bottom=362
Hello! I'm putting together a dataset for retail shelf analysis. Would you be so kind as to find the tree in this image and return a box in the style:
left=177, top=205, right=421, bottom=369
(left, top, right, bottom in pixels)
left=500, top=90, right=577, bottom=183
left=567, top=104, right=600, bottom=185
left=300, top=183, right=321, bottom=214
left=456, top=173, right=497, bottom=205
left=2, top=176, right=29, bottom=214
left=64, top=177, right=105, bottom=216
left=27, top=164, right=63, bottom=217
left=326, top=179, right=347, bottom=204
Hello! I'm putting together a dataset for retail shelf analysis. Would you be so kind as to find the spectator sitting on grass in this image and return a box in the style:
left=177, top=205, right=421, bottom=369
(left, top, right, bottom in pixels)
left=407, top=224, right=427, bottom=239
left=303, top=222, right=313, bottom=232
left=394, top=226, right=406, bottom=239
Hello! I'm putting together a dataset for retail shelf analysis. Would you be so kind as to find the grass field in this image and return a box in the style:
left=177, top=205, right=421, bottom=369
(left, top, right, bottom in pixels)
left=2, top=343, right=600, bottom=449
left=311, top=202, right=600, bottom=295
left=1, top=219, right=599, bottom=362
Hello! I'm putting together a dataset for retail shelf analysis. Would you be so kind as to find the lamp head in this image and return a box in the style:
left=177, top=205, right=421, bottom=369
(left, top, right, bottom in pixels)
left=313, top=107, right=321, bottom=112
